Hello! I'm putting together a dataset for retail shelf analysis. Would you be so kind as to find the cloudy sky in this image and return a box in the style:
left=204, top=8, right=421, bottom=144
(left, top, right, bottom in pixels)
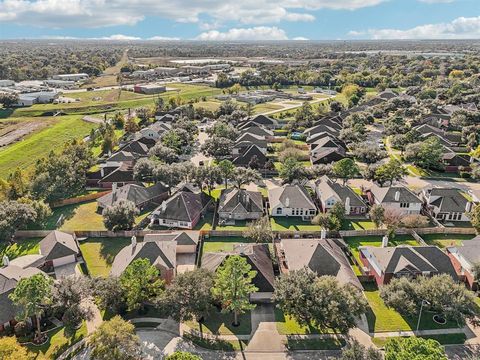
left=0, top=0, right=479, bottom=40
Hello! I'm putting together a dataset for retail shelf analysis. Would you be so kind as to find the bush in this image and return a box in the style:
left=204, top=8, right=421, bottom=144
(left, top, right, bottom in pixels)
left=14, top=321, right=32, bottom=337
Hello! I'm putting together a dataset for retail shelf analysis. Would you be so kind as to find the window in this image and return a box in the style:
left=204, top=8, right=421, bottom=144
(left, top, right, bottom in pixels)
left=310, top=209, right=316, bottom=215
left=276, top=208, right=283, bottom=215
left=400, top=202, right=410, bottom=208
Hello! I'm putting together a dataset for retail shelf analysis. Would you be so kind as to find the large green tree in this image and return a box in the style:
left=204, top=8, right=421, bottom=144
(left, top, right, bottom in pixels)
left=9, top=274, right=53, bottom=341
left=211, top=255, right=258, bottom=325
left=102, top=199, right=139, bottom=231
left=384, top=337, right=447, bottom=360
left=332, top=158, right=359, bottom=185
left=119, top=259, right=164, bottom=312
left=243, top=216, right=274, bottom=243
left=89, top=316, right=140, bottom=360
left=0, top=336, right=32, bottom=360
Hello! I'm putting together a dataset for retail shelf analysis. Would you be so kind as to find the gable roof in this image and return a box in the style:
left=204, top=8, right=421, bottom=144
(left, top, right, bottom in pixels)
left=241, top=126, right=273, bottom=138
left=232, top=145, right=268, bottom=166
left=316, top=176, right=366, bottom=208
left=369, top=184, right=422, bottom=205
left=97, top=183, right=168, bottom=208
left=361, top=246, right=457, bottom=279
left=110, top=240, right=177, bottom=276
left=39, top=231, right=79, bottom=261
left=144, top=231, right=199, bottom=246
left=280, top=238, right=362, bottom=290
left=218, top=188, right=263, bottom=214
left=152, top=191, right=211, bottom=223
left=250, top=114, right=277, bottom=127
left=107, top=151, right=136, bottom=162
left=99, top=162, right=135, bottom=183
left=310, top=147, right=346, bottom=164
left=119, top=140, right=149, bottom=156
left=427, top=188, right=470, bottom=213
left=268, top=184, right=316, bottom=210
left=201, top=243, right=275, bottom=292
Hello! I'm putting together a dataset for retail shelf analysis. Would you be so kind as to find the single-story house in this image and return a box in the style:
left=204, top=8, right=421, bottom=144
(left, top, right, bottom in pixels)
left=315, top=176, right=367, bottom=215
left=278, top=238, right=362, bottom=290
left=310, top=147, right=346, bottom=165
left=150, top=191, right=212, bottom=229
left=268, top=184, right=317, bottom=221
left=217, top=188, right=264, bottom=222
left=240, top=115, right=278, bottom=130
left=359, top=245, right=458, bottom=286
left=423, top=188, right=472, bottom=222
left=98, top=162, right=136, bottom=189
left=97, top=183, right=169, bottom=212
left=366, top=184, right=422, bottom=215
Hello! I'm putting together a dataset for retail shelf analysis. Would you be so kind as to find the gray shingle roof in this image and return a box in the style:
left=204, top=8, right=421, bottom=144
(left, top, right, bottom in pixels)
left=428, top=188, right=469, bottom=213
left=144, top=231, right=199, bottom=246
left=268, top=184, right=316, bottom=210
left=218, top=188, right=263, bottom=215
left=39, top=231, right=79, bottom=261
left=370, top=184, right=422, bottom=204
left=316, top=176, right=366, bottom=208
left=280, top=238, right=362, bottom=290
left=97, top=183, right=168, bottom=209
left=152, top=191, right=211, bottom=223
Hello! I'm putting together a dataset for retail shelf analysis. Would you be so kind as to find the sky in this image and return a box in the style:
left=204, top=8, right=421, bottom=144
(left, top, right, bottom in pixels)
left=0, top=0, right=479, bottom=41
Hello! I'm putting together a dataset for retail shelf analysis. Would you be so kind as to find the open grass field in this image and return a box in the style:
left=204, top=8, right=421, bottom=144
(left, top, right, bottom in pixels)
left=421, top=233, right=476, bottom=248
left=270, top=217, right=321, bottom=231
left=184, top=308, right=251, bottom=336
left=364, top=283, right=460, bottom=333
left=0, top=115, right=96, bottom=177
left=0, top=238, right=42, bottom=260
left=344, top=235, right=418, bottom=264
left=79, top=237, right=131, bottom=277
left=25, top=322, right=87, bottom=360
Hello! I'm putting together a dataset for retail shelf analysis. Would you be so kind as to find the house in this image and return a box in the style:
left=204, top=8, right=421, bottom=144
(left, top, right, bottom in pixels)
left=150, top=191, right=212, bottom=229
left=268, top=184, right=317, bottom=221
left=0, top=265, right=46, bottom=331
left=309, top=136, right=345, bottom=152
left=233, top=133, right=268, bottom=155
left=202, top=243, right=275, bottom=301
left=366, top=184, right=422, bottom=215
left=442, top=153, right=472, bottom=172
left=359, top=245, right=458, bottom=286
left=39, top=231, right=80, bottom=269
left=137, top=121, right=171, bottom=141
left=278, top=238, right=362, bottom=290
left=98, top=161, right=136, bottom=189
left=52, top=73, right=89, bottom=81
left=241, top=115, right=278, bottom=130
left=110, top=233, right=198, bottom=282
left=315, top=176, right=367, bottom=215
left=217, top=188, right=264, bottom=222
left=423, top=188, right=472, bottom=222
left=447, top=239, right=480, bottom=290
left=310, top=146, right=346, bottom=165
left=232, top=145, right=268, bottom=168
left=118, top=140, right=150, bottom=156
left=304, top=124, right=340, bottom=139
left=241, top=126, right=274, bottom=138
left=96, top=183, right=169, bottom=212
left=306, top=131, right=340, bottom=145
left=378, top=89, right=398, bottom=100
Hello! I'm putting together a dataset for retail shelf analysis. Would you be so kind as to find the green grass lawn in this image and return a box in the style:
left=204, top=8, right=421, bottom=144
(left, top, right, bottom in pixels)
left=56, top=201, right=106, bottom=231
left=216, top=220, right=251, bottom=231
left=371, top=333, right=467, bottom=348
left=344, top=235, right=418, bottom=264
left=202, top=236, right=254, bottom=254
left=0, top=115, right=96, bottom=178
left=194, top=213, right=214, bottom=231
left=364, top=283, right=460, bottom=333
left=183, top=332, right=248, bottom=351
left=270, top=217, right=320, bottom=231
left=342, top=219, right=376, bottom=230
left=285, top=338, right=346, bottom=350
left=275, top=308, right=325, bottom=335
left=0, top=238, right=42, bottom=260
left=421, top=233, right=475, bottom=248
left=25, top=322, right=87, bottom=360
left=79, top=237, right=131, bottom=276
left=184, top=308, right=252, bottom=336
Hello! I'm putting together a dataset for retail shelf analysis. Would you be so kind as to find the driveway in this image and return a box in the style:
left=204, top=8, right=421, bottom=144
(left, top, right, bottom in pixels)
left=190, top=125, right=213, bottom=166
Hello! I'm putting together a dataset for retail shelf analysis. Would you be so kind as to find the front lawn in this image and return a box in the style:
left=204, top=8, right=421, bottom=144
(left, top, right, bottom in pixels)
left=0, top=238, right=42, bottom=260
left=25, top=322, right=87, bottom=360
left=270, top=217, right=320, bottom=231
left=184, top=308, right=252, bottom=336
left=79, top=237, right=131, bottom=277
left=371, top=333, right=467, bottom=348
left=364, top=283, right=460, bottom=333
left=274, top=308, right=325, bottom=335
left=421, top=233, right=475, bottom=248
left=344, top=235, right=418, bottom=264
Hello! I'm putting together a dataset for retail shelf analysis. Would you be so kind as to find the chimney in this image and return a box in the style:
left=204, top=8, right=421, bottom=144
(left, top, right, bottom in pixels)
left=320, top=229, right=326, bottom=240
left=112, top=183, right=117, bottom=192
left=285, top=197, right=290, bottom=208
left=345, top=197, right=351, bottom=215
left=131, top=235, right=137, bottom=248
left=2, top=255, right=9, bottom=266
left=466, top=201, right=472, bottom=212
left=394, top=190, right=400, bottom=202
left=381, top=235, right=389, bottom=248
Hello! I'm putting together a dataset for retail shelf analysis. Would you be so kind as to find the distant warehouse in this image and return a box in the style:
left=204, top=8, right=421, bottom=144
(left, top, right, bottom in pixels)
left=52, top=73, right=89, bottom=82
left=134, top=84, right=167, bottom=95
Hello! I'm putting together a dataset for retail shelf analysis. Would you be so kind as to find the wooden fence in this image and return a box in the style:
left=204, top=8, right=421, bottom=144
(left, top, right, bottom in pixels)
left=51, top=190, right=110, bottom=208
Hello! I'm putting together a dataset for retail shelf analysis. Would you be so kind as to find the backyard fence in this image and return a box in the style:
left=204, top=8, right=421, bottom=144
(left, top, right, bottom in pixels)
left=51, top=190, right=110, bottom=208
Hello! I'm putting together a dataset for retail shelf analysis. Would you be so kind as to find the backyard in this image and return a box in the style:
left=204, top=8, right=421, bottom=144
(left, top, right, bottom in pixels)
left=79, top=237, right=132, bottom=277
left=421, top=233, right=476, bottom=248
left=201, top=236, right=254, bottom=254
left=270, top=217, right=321, bottom=231
left=0, top=238, right=42, bottom=260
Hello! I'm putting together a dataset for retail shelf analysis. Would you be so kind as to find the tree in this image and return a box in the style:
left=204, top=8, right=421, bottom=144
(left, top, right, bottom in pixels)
left=124, top=117, right=140, bottom=133
left=0, top=92, right=19, bottom=107
left=471, top=204, right=480, bottom=234
left=278, top=158, right=306, bottom=183
left=7, top=168, right=29, bottom=199
left=52, top=276, right=92, bottom=330
left=243, top=216, right=274, bottom=243
left=89, top=316, right=140, bottom=360
left=218, top=160, right=235, bottom=189
left=384, top=337, right=447, bottom=360
left=332, top=159, right=359, bottom=185
left=352, top=142, right=387, bottom=164
left=231, top=167, right=261, bottom=189
left=148, top=143, right=179, bottom=164
left=383, top=207, right=403, bottom=239
left=112, top=112, right=125, bottom=129
left=195, top=165, right=222, bottom=195
left=0, top=336, right=32, bottom=360
left=119, top=259, right=164, bottom=312
left=165, top=352, right=201, bottom=360
left=369, top=205, right=385, bottom=229
left=201, top=136, right=234, bottom=159
left=133, top=158, right=157, bottom=182
left=9, top=274, right=53, bottom=342
left=373, top=159, right=407, bottom=186
left=102, top=200, right=139, bottom=231
left=206, top=121, right=239, bottom=140
left=162, top=269, right=214, bottom=322
left=18, top=197, right=52, bottom=228
left=212, top=255, right=258, bottom=326
left=91, top=276, right=126, bottom=314
left=0, top=200, right=37, bottom=241
left=274, top=270, right=367, bottom=333
left=154, top=163, right=188, bottom=192
left=340, top=340, right=382, bottom=360
left=404, top=137, right=444, bottom=170
left=311, top=212, right=341, bottom=231
left=401, top=214, right=429, bottom=228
